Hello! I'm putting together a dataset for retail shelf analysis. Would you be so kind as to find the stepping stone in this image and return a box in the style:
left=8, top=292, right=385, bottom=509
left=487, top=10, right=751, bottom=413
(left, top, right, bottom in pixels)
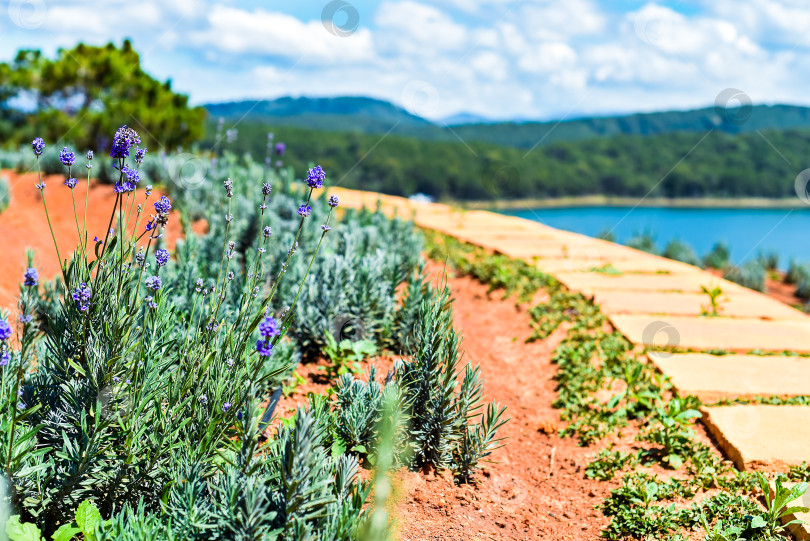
left=611, top=314, right=810, bottom=353
left=701, top=405, right=810, bottom=470
left=497, top=241, right=643, bottom=264
left=595, top=290, right=806, bottom=320
left=534, top=257, right=702, bottom=275
left=648, top=352, right=810, bottom=401
left=555, top=272, right=736, bottom=295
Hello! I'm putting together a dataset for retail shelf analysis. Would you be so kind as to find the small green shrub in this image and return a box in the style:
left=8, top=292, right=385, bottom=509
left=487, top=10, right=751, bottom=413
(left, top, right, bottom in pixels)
left=725, top=260, right=766, bottom=292
left=0, top=174, right=10, bottom=212
left=663, top=239, right=701, bottom=267
left=626, top=232, right=658, bottom=255
left=703, top=242, right=730, bottom=269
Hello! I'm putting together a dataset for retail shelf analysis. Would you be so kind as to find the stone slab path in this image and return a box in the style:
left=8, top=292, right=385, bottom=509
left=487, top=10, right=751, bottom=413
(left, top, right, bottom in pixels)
left=333, top=188, right=810, bottom=478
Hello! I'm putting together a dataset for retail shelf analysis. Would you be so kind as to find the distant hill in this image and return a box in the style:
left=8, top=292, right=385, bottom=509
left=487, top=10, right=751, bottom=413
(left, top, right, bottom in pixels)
left=205, top=96, right=436, bottom=134
left=451, top=104, right=810, bottom=149
left=441, top=112, right=492, bottom=125
left=205, top=96, right=810, bottom=150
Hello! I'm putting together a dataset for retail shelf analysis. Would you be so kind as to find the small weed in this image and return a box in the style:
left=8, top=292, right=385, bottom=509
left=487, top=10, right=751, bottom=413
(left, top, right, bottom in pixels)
left=638, top=397, right=702, bottom=469
left=700, top=285, right=725, bottom=317
left=585, top=448, right=639, bottom=481
left=321, top=330, right=378, bottom=380
left=752, top=473, right=809, bottom=538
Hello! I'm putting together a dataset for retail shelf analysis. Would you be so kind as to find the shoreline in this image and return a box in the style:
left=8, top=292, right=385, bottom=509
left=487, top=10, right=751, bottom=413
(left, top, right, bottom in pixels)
left=449, top=196, right=810, bottom=210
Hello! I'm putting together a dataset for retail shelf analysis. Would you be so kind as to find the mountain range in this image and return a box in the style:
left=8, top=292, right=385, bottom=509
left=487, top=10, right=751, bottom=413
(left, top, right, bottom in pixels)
left=205, top=96, right=810, bottom=149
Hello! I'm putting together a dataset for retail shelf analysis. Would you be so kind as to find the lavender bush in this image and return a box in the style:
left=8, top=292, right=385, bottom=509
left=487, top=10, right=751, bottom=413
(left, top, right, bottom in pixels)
left=0, top=132, right=506, bottom=539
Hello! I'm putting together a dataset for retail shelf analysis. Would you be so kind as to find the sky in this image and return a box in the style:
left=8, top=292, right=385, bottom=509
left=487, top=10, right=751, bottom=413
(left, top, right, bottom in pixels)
left=2, top=0, right=810, bottom=121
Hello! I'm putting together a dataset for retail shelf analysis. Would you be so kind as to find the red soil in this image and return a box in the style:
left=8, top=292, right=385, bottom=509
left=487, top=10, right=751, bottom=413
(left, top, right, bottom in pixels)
left=0, top=170, right=182, bottom=311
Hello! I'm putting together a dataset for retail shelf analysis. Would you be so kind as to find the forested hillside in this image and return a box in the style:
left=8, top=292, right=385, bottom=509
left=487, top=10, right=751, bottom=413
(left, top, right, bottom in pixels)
left=210, top=120, right=808, bottom=201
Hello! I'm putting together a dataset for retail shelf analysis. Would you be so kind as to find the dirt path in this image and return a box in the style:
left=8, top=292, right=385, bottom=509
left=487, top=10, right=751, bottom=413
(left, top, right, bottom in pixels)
left=388, top=260, right=613, bottom=541
left=0, top=170, right=181, bottom=311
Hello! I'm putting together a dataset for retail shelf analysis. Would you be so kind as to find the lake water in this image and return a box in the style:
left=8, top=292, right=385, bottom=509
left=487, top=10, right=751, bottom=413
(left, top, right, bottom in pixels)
left=499, top=206, right=810, bottom=269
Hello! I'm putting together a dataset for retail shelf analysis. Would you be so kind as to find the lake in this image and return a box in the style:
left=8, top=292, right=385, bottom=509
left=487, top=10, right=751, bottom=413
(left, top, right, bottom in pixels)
left=498, top=206, right=810, bottom=269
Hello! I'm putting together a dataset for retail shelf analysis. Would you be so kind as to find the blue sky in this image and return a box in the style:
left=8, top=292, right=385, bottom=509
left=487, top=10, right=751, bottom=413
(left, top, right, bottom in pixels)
left=2, top=0, right=810, bottom=121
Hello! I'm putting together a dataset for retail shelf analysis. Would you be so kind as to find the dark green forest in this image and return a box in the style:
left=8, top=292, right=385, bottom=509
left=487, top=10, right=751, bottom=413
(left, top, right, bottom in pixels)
left=209, top=120, right=808, bottom=201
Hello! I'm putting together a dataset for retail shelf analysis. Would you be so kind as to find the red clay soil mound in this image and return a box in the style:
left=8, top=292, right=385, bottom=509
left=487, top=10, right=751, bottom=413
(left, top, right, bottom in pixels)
left=0, top=170, right=182, bottom=311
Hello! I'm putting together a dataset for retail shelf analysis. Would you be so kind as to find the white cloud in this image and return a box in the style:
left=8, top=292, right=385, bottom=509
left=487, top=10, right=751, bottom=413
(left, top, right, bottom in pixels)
left=519, top=42, right=577, bottom=74
left=192, top=6, right=375, bottom=64
left=374, top=1, right=468, bottom=55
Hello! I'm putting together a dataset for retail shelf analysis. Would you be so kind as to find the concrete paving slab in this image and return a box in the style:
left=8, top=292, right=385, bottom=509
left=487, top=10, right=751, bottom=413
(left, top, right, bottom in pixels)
left=701, top=405, right=810, bottom=470
left=534, top=257, right=704, bottom=275
left=555, top=272, right=738, bottom=295
left=612, top=314, right=810, bottom=352
left=648, top=352, right=810, bottom=401
left=595, top=290, right=806, bottom=320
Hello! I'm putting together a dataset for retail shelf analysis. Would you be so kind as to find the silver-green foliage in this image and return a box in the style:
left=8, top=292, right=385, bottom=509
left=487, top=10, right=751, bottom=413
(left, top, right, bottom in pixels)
left=0, top=174, right=9, bottom=212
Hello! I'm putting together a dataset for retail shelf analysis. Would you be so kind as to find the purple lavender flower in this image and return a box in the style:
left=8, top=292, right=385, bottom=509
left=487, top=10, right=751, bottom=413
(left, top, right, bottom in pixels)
left=64, top=178, right=78, bottom=189
left=135, top=249, right=145, bottom=266
left=305, top=165, right=326, bottom=189
left=297, top=204, right=312, bottom=218
left=134, top=147, right=147, bottom=164
left=263, top=226, right=272, bottom=238
left=72, top=283, right=92, bottom=312
left=328, top=194, right=340, bottom=208
left=262, top=183, right=272, bottom=196
left=0, top=351, right=9, bottom=367
left=145, top=185, right=153, bottom=196
left=275, top=142, right=286, bottom=156
left=31, top=138, right=45, bottom=157
left=23, top=268, right=38, bottom=287
left=19, top=314, right=33, bottom=324
left=224, top=178, right=233, bottom=198
left=121, top=166, right=140, bottom=190
left=145, top=276, right=162, bottom=291
left=155, top=249, right=169, bottom=267
left=110, top=126, right=141, bottom=159
left=35, top=182, right=45, bottom=190
left=86, top=150, right=94, bottom=161
left=259, top=315, right=280, bottom=339
left=222, top=402, right=231, bottom=413
left=60, top=147, right=76, bottom=167
left=94, top=236, right=103, bottom=244
left=256, top=314, right=281, bottom=357
left=321, top=224, right=331, bottom=232
left=144, top=296, right=157, bottom=309
left=255, top=339, right=274, bottom=357
left=0, top=320, right=11, bottom=341
left=153, top=196, right=172, bottom=227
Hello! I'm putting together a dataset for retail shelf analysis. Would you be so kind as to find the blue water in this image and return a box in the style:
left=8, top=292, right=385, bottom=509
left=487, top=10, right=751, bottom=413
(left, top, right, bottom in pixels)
left=499, top=206, right=810, bottom=269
